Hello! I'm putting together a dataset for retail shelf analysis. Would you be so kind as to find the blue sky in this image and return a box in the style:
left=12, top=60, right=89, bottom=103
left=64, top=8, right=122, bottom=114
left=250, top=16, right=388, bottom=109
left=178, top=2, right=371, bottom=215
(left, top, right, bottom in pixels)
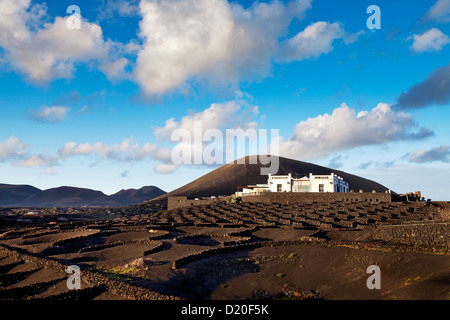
left=1, top=0, right=450, bottom=200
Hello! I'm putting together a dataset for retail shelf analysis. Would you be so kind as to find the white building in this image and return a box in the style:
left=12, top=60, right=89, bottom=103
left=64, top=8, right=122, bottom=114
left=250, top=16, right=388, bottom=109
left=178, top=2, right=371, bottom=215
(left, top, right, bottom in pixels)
left=236, top=173, right=349, bottom=196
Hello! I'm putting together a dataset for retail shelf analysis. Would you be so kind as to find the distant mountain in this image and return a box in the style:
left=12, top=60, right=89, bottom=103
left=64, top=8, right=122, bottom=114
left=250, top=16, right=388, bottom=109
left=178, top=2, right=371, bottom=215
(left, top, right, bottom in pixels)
left=153, top=156, right=391, bottom=200
left=110, top=186, right=166, bottom=206
left=0, top=184, right=42, bottom=206
left=21, top=186, right=115, bottom=207
left=0, top=185, right=166, bottom=207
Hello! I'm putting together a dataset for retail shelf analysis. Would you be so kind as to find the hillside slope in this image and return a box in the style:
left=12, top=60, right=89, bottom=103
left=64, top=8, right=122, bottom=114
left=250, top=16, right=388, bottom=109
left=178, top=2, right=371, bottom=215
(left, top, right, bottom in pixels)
left=0, top=184, right=42, bottom=206
left=110, top=186, right=166, bottom=206
left=0, top=185, right=166, bottom=207
left=154, top=156, right=391, bottom=200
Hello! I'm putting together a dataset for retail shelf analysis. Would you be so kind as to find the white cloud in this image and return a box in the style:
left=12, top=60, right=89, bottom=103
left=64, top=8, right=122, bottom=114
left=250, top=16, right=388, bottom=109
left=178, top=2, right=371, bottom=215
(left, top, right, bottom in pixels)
left=0, top=136, right=27, bottom=161
left=15, top=154, right=58, bottom=168
left=0, top=0, right=129, bottom=82
left=151, top=94, right=261, bottom=168
left=423, top=0, right=450, bottom=23
left=154, top=163, right=178, bottom=174
left=154, top=95, right=260, bottom=160
left=0, top=0, right=32, bottom=45
left=1, top=0, right=359, bottom=97
left=153, top=98, right=258, bottom=141
left=29, top=105, right=70, bottom=123
left=135, top=0, right=235, bottom=96
left=343, top=30, right=365, bottom=45
left=0, top=136, right=57, bottom=170
left=410, top=28, right=449, bottom=53
left=277, top=103, right=433, bottom=160
left=58, top=137, right=158, bottom=162
left=135, top=0, right=345, bottom=96
left=276, top=21, right=346, bottom=61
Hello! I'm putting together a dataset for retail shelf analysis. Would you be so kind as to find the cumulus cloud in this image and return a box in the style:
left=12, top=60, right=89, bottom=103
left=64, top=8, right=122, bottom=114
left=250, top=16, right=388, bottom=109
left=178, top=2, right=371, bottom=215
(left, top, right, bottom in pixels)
left=29, top=105, right=70, bottom=123
left=423, top=0, right=450, bottom=23
left=15, top=154, right=58, bottom=168
left=58, top=137, right=158, bottom=162
left=0, top=136, right=27, bottom=161
left=276, top=21, right=345, bottom=62
left=154, top=163, right=178, bottom=174
left=54, top=94, right=260, bottom=173
left=152, top=94, right=261, bottom=167
left=57, top=137, right=178, bottom=173
left=409, top=28, right=449, bottom=53
left=1, top=0, right=360, bottom=97
left=153, top=99, right=259, bottom=141
left=0, top=136, right=57, bottom=170
left=276, top=103, right=433, bottom=160
left=0, top=0, right=130, bottom=82
left=409, top=144, right=450, bottom=163
left=135, top=0, right=359, bottom=96
left=395, top=63, right=450, bottom=109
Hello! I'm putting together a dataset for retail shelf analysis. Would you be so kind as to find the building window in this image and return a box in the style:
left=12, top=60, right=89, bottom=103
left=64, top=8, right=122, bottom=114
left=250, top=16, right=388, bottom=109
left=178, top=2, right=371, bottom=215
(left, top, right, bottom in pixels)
left=319, top=184, right=324, bottom=192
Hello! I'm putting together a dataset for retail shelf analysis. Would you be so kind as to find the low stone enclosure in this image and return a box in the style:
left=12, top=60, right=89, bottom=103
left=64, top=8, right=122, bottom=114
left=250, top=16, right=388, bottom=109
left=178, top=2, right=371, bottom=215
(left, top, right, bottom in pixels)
left=168, top=196, right=226, bottom=211
left=373, top=221, right=449, bottom=246
left=0, top=196, right=448, bottom=300
left=240, top=192, right=392, bottom=205
left=167, top=192, right=393, bottom=210
left=165, top=194, right=450, bottom=248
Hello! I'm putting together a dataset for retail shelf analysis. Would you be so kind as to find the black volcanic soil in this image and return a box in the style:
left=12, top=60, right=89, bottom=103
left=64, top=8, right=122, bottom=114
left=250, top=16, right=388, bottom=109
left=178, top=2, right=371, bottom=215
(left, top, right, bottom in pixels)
left=0, top=199, right=448, bottom=301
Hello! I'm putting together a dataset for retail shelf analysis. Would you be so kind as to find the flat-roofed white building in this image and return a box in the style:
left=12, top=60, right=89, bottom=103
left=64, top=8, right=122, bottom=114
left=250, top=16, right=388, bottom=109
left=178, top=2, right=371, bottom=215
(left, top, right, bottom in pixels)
left=236, top=172, right=349, bottom=196
left=307, top=173, right=349, bottom=193
left=267, top=173, right=293, bottom=192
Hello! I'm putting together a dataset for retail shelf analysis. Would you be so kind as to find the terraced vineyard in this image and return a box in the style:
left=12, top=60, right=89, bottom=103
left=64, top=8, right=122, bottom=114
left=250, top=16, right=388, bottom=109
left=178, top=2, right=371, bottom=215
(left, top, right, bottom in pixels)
left=0, top=200, right=449, bottom=300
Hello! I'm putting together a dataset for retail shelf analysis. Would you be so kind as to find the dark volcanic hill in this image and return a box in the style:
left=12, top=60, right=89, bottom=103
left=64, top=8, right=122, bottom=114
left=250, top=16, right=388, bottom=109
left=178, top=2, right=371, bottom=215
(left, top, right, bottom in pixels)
left=0, top=185, right=166, bottom=207
left=153, top=156, right=391, bottom=200
left=0, top=184, right=42, bottom=206
left=110, top=186, right=166, bottom=206
left=21, top=186, right=116, bottom=207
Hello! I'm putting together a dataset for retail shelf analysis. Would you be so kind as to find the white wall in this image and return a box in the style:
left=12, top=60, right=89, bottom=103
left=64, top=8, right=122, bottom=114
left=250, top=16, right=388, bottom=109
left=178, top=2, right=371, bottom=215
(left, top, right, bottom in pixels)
left=268, top=174, right=292, bottom=192
left=267, top=173, right=349, bottom=193
left=309, top=173, right=335, bottom=192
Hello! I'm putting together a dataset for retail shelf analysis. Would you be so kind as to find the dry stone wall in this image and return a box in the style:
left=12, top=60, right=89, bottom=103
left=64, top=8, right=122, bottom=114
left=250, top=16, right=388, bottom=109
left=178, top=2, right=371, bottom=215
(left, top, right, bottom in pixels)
left=373, top=221, right=450, bottom=246
left=168, top=193, right=392, bottom=210
left=241, top=192, right=392, bottom=204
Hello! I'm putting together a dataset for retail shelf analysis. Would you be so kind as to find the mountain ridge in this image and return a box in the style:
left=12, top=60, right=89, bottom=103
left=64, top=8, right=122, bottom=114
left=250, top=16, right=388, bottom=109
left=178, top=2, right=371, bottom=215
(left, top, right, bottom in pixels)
left=0, top=184, right=165, bottom=207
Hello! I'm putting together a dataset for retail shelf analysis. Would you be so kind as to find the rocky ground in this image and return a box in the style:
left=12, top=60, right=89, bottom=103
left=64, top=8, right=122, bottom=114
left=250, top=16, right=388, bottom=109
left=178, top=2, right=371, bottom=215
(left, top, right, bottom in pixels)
left=0, top=200, right=448, bottom=300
